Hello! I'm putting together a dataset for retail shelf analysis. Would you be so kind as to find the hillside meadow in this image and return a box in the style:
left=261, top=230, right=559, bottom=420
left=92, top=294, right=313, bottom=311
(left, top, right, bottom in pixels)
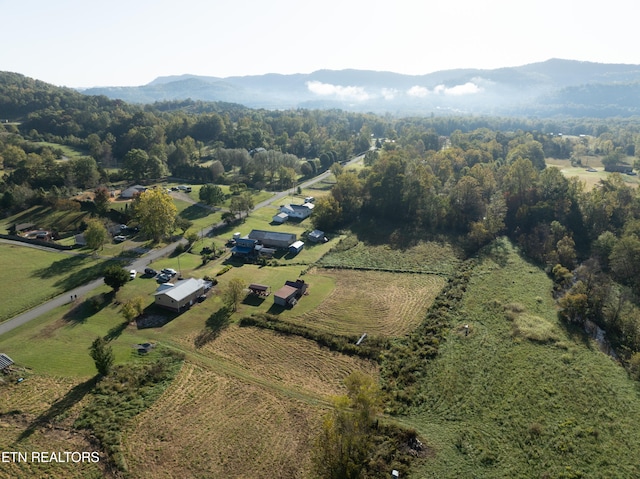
left=403, top=238, right=640, bottom=478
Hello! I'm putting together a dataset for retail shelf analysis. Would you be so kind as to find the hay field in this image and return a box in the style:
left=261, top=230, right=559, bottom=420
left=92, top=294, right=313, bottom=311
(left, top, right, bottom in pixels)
left=295, top=269, right=446, bottom=337
left=0, top=375, right=104, bottom=478
left=183, top=325, right=378, bottom=398
left=122, top=362, right=320, bottom=479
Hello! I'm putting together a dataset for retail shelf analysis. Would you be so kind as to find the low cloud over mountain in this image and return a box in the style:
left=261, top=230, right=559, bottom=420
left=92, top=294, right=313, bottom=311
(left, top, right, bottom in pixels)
left=81, top=59, right=640, bottom=117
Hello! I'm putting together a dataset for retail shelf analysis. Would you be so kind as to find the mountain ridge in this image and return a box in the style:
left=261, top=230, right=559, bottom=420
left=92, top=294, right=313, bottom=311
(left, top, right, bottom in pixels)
left=51, top=58, right=640, bottom=116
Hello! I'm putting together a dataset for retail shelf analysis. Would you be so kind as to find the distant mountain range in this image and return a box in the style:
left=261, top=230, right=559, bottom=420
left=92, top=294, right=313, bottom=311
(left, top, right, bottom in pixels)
left=81, top=59, right=640, bottom=117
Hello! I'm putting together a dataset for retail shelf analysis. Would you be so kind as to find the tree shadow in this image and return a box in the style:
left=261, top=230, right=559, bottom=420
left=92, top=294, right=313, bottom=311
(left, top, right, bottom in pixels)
left=63, top=292, right=114, bottom=325
left=103, top=320, right=129, bottom=342
left=16, top=376, right=98, bottom=442
left=135, top=304, right=181, bottom=329
left=557, top=317, right=594, bottom=350
left=180, top=204, right=212, bottom=221
left=194, top=306, right=232, bottom=348
left=33, top=255, right=88, bottom=279
left=57, top=263, right=109, bottom=290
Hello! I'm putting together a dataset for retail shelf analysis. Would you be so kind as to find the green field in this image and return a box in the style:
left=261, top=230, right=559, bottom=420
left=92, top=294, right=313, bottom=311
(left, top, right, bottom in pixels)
left=0, top=243, right=108, bottom=322
left=320, top=234, right=463, bottom=275
left=403, top=238, right=640, bottom=478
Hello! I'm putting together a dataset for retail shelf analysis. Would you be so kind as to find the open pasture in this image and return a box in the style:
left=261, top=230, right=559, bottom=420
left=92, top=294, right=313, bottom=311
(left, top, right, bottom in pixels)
left=404, top=238, right=640, bottom=478
left=546, top=157, right=640, bottom=190
left=319, top=235, right=463, bottom=275
left=0, top=375, right=103, bottom=478
left=295, top=268, right=446, bottom=337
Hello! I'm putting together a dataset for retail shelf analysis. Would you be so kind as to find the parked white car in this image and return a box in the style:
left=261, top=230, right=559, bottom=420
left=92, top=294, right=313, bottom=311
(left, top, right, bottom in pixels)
left=129, top=269, right=137, bottom=280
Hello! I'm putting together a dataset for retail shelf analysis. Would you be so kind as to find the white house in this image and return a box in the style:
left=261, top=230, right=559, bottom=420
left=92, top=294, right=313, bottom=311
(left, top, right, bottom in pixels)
left=121, top=184, right=147, bottom=199
left=279, top=203, right=314, bottom=220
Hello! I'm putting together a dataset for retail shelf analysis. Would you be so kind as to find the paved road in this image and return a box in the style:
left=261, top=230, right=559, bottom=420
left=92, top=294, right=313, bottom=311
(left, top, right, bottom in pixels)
left=0, top=153, right=364, bottom=337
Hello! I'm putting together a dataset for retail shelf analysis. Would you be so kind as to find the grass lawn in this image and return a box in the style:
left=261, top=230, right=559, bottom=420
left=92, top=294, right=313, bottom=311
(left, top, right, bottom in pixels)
left=0, top=243, right=109, bottom=323
left=0, top=285, right=156, bottom=376
left=546, top=157, right=640, bottom=190
left=403, top=238, right=640, bottom=478
left=0, top=205, right=89, bottom=235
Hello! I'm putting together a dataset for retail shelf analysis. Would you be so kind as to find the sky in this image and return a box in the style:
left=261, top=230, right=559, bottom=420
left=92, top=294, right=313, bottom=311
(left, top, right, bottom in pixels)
left=2, top=0, right=638, bottom=88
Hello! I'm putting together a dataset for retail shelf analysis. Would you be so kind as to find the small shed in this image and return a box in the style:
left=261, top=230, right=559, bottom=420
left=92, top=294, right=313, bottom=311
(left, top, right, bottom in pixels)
left=272, top=212, right=289, bottom=224
left=308, top=229, right=326, bottom=243
left=248, top=283, right=270, bottom=296
left=289, top=240, right=304, bottom=254
left=274, top=285, right=299, bottom=307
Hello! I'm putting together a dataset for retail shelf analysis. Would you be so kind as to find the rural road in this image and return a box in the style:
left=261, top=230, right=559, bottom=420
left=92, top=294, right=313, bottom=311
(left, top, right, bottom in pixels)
left=0, top=153, right=364, bottom=337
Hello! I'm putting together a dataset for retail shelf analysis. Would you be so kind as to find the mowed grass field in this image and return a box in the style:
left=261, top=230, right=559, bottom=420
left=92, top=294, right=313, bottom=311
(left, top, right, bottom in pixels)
left=319, top=233, right=464, bottom=275
left=0, top=375, right=104, bottom=478
left=122, top=362, right=320, bottom=479
left=294, top=268, right=446, bottom=337
left=404, top=238, right=640, bottom=478
left=546, top=157, right=640, bottom=190
left=0, top=243, right=106, bottom=322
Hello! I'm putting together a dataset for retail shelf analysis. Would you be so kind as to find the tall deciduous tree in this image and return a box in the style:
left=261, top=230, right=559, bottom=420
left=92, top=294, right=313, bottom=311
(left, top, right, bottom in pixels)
left=103, top=264, right=130, bottom=292
left=84, top=218, right=108, bottom=251
left=313, top=372, right=381, bottom=479
left=93, top=186, right=111, bottom=216
left=224, top=278, right=246, bottom=311
left=199, top=184, right=225, bottom=206
left=132, top=188, right=178, bottom=242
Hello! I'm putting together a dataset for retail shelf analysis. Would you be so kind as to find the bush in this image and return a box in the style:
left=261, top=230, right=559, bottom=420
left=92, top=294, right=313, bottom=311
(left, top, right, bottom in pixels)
left=216, top=265, right=232, bottom=276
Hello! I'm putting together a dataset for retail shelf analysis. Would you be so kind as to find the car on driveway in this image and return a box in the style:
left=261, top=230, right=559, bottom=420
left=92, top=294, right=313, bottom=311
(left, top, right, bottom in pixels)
left=129, top=269, right=137, bottom=280
left=156, top=273, right=171, bottom=283
left=161, top=268, right=177, bottom=277
left=114, top=235, right=126, bottom=242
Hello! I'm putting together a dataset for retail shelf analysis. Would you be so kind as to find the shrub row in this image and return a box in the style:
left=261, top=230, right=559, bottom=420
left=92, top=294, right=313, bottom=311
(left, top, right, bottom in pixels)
left=238, top=313, right=389, bottom=361
left=380, top=259, right=477, bottom=414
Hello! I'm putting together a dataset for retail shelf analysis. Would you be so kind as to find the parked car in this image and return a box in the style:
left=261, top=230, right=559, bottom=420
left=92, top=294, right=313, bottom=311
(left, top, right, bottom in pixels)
left=161, top=268, right=177, bottom=277
left=156, top=273, right=171, bottom=283
left=144, top=268, right=157, bottom=276
left=114, top=235, right=126, bottom=242
left=129, top=269, right=137, bottom=280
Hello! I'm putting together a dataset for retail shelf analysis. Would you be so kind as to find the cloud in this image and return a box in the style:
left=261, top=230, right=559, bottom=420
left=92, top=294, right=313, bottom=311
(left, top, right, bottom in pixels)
left=442, top=82, right=482, bottom=95
left=306, top=81, right=370, bottom=101
left=381, top=88, right=398, bottom=100
left=408, top=81, right=483, bottom=97
left=407, top=85, right=429, bottom=98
